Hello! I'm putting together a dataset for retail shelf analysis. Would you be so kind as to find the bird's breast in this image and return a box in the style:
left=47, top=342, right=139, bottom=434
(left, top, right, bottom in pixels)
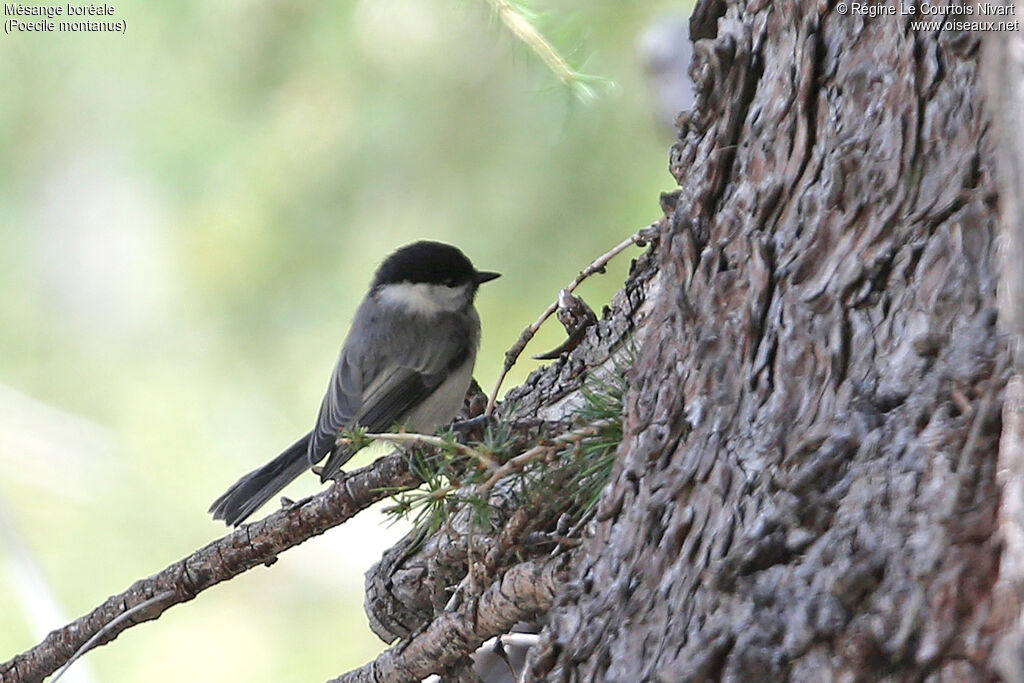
left=404, top=354, right=476, bottom=432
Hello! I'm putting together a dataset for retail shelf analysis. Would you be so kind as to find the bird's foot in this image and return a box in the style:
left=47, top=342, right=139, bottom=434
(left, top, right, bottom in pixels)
left=450, top=414, right=492, bottom=442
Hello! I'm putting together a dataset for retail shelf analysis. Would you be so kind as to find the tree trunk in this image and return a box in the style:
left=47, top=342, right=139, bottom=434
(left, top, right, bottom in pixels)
left=8, top=3, right=1024, bottom=682
left=526, top=2, right=1016, bottom=680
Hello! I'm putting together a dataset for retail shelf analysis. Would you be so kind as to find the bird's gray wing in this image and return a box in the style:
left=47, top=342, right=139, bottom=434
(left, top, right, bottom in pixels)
left=311, top=311, right=472, bottom=478
left=354, top=365, right=447, bottom=431
left=307, top=347, right=364, bottom=464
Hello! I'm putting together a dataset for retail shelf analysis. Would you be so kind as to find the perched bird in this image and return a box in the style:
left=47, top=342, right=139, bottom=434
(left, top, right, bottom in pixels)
left=209, top=241, right=500, bottom=526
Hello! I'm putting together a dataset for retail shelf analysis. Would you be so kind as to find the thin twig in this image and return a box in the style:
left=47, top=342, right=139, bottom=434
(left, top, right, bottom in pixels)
left=49, top=590, right=176, bottom=683
left=0, top=455, right=421, bottom=683
left=484, top=226, right=657, bottom=416
left=478, top=422, right=609, bottom=494
left=479, top=444, right=556, bottom=493
left=0, top=492, right=93, bottom=683
left=501, top=632, right=540, bottom=649
left=339, top=431, right=497, bottom=469
left=485, top=0, right=579, bottom=89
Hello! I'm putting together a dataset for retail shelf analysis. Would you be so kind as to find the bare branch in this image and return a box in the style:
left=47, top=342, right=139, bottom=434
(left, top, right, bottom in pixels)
left=484, top=225, right=659, bottom=416
left=0, top=454, right=420, bottom=683
left=330, top=553, right=572, bottom=683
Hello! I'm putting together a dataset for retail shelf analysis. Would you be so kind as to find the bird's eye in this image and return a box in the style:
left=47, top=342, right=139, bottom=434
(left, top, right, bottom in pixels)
left=444, top=278, right=458, bottom=287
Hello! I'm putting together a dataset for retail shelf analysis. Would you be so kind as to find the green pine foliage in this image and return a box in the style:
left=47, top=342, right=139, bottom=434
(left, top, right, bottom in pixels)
left=482, top=0, right=616, bottom=102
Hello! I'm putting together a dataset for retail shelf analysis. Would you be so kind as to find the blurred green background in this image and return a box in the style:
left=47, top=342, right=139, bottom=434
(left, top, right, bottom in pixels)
left=0, top=1, right=687, bottom=680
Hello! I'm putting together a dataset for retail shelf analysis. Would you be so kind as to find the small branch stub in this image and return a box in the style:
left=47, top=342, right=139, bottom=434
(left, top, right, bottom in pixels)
left=329, top=554, right=571, bottom=683
left=484, top=226, right=659, bottom=416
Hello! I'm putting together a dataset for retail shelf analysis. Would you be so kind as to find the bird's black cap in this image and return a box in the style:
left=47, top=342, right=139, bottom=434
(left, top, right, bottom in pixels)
left=373, top=241, right=500, bottom=287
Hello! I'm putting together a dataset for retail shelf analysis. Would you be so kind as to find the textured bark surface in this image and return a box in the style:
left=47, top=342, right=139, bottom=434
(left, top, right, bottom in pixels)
left=985, top=7, right=1024, bottom=372
left=528, top=2, right=1013, bottom=680
left=984, top=9, right=1024, bottom=678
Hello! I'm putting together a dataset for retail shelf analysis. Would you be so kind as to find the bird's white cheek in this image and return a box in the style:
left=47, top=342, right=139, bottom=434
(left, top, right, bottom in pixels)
left=377, top=283, right=470, bottom=314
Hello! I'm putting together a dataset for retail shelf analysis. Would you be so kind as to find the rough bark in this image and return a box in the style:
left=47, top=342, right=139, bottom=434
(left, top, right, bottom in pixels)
left=986, top=9, right=1024, bottom=373
left=527, top=2, right=1013, bottom=681
left=984, top=6, right=1024, bottom=678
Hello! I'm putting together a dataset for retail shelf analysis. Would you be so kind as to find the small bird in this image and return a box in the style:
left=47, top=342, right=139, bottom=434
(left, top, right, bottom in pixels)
left=209, top=241, right=500, bottom=526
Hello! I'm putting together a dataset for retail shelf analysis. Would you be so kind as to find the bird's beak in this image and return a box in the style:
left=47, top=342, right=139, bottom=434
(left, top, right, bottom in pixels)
left=475, top=271, right=501, bottom=284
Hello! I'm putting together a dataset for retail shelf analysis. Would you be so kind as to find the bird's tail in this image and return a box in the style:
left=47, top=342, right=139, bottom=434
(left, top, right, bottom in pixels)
left=209, top=432, right=313, bottom=526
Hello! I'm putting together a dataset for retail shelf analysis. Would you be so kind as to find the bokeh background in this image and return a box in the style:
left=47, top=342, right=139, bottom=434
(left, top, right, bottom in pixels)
left=0, top=1, right=690, bottom=680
